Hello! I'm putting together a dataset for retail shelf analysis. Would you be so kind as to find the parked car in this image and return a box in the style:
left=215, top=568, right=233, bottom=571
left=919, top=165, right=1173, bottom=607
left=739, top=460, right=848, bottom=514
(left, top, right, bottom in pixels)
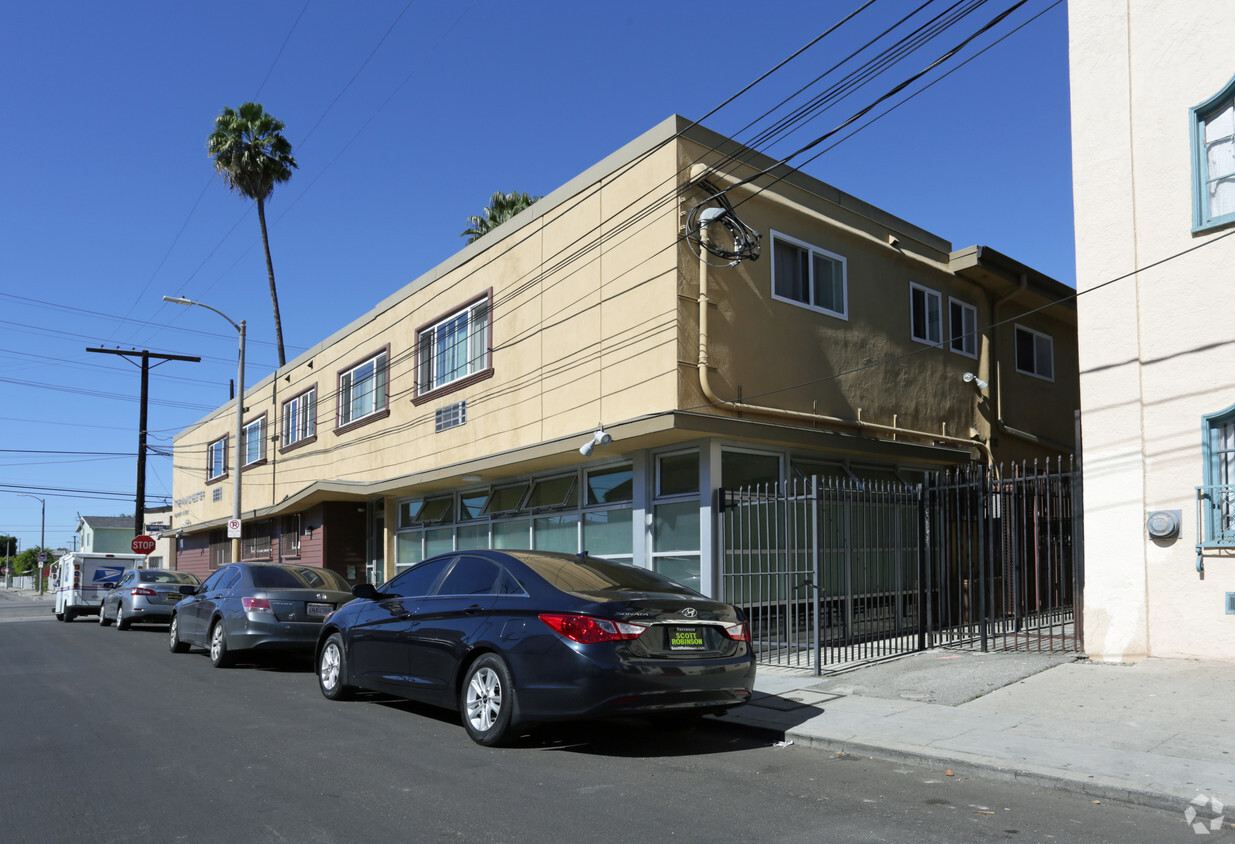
left=169, top=563, right=354, bottom=668
left=99, top=569, right=201, bottom=629
left=315, top=550, right=755, bottom=746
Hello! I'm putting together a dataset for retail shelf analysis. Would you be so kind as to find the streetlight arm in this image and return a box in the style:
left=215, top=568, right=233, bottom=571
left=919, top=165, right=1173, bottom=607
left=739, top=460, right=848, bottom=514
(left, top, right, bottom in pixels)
left=162, top=295, right=241, bottom=333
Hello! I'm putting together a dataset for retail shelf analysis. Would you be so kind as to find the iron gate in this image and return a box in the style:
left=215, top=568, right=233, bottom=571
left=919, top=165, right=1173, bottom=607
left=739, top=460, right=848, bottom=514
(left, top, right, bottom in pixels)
left=719, top=459, right=1083, bottom=672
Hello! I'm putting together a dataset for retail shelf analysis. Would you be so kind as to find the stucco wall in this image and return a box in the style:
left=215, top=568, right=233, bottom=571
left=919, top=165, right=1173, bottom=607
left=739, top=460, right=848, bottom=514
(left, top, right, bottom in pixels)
left=1071, top=1, right=1235, bottom=660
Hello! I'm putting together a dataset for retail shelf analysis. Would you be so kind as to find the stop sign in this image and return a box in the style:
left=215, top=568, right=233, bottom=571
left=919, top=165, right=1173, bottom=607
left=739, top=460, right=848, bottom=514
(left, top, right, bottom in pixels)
left=132, top=535, right=156, bottom=555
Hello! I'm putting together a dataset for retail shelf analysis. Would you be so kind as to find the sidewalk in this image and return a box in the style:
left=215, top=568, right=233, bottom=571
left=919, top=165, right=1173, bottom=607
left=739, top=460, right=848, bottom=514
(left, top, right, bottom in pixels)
left=713, top=648, right=1235, bottom=821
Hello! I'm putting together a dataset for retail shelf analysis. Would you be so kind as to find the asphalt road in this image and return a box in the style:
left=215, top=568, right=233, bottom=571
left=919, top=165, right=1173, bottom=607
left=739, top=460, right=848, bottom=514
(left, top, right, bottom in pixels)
left=0, top=595, right=1197, bottom=843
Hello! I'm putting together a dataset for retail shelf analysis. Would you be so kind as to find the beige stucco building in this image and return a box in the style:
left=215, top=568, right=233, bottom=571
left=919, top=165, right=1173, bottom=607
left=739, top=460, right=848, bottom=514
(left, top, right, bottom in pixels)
left=1070, top=3, right=1235, bottom=661
left=169, top=116, right=1078, bottom=596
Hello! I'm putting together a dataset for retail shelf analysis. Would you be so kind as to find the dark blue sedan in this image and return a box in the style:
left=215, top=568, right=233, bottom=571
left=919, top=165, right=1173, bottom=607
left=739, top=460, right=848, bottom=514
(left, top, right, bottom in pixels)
left=315, top=550, right=755, bottom=745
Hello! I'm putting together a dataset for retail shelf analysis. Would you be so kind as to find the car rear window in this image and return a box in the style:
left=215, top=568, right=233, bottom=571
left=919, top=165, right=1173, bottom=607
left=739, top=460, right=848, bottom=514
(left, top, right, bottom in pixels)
left=139, top=571, right=199, bottom=585
left=508, top=552, right=695, bottom=597
left=250, top=565, right=350, bottom=591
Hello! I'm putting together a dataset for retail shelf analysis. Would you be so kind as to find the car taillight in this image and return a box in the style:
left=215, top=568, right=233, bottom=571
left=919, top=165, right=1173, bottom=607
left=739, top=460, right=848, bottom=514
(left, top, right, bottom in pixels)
left=242, top=597, right=273, bottom=613
left=538, top=613, right=647, bottom=644
left=722, top=622, right=751, bottom=642
left=131, top=587, right=157, bottom=597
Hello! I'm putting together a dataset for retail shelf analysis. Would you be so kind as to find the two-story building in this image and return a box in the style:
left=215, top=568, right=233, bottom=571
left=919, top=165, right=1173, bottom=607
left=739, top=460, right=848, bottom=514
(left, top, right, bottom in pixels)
left=168, top=115, right=1079, bottom=597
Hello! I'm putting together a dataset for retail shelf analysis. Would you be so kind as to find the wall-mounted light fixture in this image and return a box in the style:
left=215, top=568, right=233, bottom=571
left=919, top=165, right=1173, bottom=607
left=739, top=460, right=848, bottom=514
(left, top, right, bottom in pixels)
left=963, top=372, right=989, bottom=391
left=462, top=474, right=483, bottom=483
left=579, top=429, right=613, bottom=457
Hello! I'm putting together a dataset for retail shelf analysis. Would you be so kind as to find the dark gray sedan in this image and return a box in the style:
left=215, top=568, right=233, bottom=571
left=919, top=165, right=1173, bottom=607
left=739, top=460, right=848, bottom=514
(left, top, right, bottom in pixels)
left=169, top=563, right=353, bottom=668
left=99, top=569, right=201, bottom=630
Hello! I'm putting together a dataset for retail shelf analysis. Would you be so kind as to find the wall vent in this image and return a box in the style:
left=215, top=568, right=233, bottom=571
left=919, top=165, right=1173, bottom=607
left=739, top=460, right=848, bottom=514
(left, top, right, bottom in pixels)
left=212, top=487, right=223, bottom=503
left=1227, top=592, right=1235, bottom=615
left=435, top=400, right=467, bottom=433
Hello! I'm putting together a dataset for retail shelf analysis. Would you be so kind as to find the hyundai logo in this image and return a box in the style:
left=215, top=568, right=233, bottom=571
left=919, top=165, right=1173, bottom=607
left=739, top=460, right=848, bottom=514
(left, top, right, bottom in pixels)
left=681, top=607, right=698, bottom=618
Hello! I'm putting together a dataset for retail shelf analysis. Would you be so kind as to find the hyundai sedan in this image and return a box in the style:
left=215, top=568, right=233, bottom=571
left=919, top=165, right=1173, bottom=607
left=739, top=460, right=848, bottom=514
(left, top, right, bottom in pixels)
left=315, top=550, right=755, bottom=746
left=169, top=562, right=354, bottom=667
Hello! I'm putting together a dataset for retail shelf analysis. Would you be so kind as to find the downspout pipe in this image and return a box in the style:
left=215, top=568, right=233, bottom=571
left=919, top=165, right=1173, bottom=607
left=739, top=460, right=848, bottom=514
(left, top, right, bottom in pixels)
left=696, top=212, right=994, bottom=467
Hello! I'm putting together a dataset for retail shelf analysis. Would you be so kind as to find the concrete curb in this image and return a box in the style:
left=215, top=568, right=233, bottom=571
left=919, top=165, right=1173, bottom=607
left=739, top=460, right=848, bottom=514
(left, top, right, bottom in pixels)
left=784, top=730, right=1200, bottom=816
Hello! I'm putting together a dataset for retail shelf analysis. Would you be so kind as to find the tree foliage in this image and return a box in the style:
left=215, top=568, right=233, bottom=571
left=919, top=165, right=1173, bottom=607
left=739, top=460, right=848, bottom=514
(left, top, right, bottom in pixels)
left=207, top=102, right=298, bottom=367
left=461, top=191, right=541, bottom=244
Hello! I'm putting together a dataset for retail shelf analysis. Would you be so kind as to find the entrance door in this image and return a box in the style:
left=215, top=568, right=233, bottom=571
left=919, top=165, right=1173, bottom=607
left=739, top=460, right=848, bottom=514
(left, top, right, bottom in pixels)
left=366, top=499, right=385, bottom=585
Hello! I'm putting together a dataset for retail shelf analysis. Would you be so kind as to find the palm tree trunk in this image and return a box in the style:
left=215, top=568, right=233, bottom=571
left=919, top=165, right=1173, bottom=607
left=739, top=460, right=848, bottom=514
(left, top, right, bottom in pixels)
left=256, top=196, right=287, bottom=367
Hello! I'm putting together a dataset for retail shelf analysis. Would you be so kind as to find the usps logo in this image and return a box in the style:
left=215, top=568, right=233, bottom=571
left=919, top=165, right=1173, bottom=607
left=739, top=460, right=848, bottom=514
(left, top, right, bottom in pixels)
left=92, top=567, right=125, bottom=584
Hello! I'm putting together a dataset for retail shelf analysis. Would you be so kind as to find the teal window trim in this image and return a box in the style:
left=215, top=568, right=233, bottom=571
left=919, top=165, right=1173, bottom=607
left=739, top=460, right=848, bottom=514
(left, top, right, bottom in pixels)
left=1200, top=401, right=1235, bottom=544
left=1191, top=73, right=1235, bottom=233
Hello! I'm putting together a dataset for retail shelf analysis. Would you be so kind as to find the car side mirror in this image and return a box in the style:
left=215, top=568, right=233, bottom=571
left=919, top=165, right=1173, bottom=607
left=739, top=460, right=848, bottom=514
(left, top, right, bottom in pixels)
left=102, top=582, right=116, bottom=590
left=352, top=583, right=382, bottom=600
left=178, top=584, right=198, bottom=596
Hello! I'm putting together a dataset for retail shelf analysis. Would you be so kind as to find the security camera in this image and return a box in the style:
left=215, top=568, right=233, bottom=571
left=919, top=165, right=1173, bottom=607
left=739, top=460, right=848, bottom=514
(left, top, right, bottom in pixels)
left=579, top=429, right=612, bottom=457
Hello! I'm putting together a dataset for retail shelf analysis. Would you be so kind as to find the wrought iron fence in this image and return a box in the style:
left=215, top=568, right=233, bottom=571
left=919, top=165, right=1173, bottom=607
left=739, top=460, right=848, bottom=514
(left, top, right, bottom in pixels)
left=719, top=459, right=1082, bottom=673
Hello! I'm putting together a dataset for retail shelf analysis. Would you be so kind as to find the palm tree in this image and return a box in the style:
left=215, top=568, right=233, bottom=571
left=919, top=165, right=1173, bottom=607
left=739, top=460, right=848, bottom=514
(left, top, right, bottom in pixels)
left=461, top=191, right=541, bottom=244
left=207, top=102, right=298, bottom=367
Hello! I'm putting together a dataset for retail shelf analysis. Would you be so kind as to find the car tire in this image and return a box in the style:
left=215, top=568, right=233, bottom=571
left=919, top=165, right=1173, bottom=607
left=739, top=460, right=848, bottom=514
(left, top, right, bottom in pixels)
left=115, top=605, right=130, bottom=631
left=63, top=608, right=75, bottom=623
left=98, top=605, right=112, bottom=626
left=460, top=654, right=518, bottom=747
left=209, top=621, right=234, bottom=668
left=168, top=615, right=189, bottom=654
left=318, top=633, right=357, bottom=701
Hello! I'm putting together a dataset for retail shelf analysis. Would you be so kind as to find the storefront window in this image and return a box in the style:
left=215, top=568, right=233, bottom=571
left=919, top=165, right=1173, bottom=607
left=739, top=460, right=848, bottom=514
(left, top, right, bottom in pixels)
left=722, top=450, right=781, bottom=489
left=534, top=514, right=579, bottom=553
left=586, top=465, right=633, bottom=505
left=658, top=451, right=699, bottom=496
left=493, top=519, right=530, bottom=549
left=456, top=523, right=489, bottom=551
left=583, top=509, right=633, bottom=558
left=425, top=528, right=454, bottom=557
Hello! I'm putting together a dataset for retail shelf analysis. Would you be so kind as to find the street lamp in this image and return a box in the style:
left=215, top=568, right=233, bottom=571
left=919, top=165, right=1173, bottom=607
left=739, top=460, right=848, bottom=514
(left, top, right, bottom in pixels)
left=17, top=494, right=45, bottom=595
left=163, top=295, right=246, bottom=564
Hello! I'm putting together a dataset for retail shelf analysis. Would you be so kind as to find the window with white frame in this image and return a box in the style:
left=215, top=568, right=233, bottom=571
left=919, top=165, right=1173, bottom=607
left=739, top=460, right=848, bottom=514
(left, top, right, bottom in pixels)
left=281, top=387, right=316, bottom=448
left=1202, top=404, right=1235, bottom=545
left=949, top=298, right=978, bottom=358
left=242, top=415, right=266, bottom=467
left=771, top=232, right=847, bottom=318
left=339, top=350, right=388, bottom=427
left=281, top=514, right=301, bottom=558
left=416, top=296, right=491, bottom=398
left=909, top=283, right=942, bottom=346
left=207, top=436, right=227, bottom=481
left=1192, top=74, right=1235, bottom=232
left=1014, top=325, right=1054, bottom=380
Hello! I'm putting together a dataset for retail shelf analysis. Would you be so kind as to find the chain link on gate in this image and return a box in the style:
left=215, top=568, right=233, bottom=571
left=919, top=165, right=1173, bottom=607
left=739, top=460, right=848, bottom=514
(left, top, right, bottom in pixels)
left=719, top=459, right=1083, bottom=673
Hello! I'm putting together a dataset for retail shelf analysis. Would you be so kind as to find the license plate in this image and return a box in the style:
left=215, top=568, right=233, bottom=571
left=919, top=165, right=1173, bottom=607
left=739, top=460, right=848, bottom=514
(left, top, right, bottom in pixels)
left=667, top=626, right=706, bottom=651
left=306, top=603, right=332, bottom=617
left=162, top=593, right=181, bottom=602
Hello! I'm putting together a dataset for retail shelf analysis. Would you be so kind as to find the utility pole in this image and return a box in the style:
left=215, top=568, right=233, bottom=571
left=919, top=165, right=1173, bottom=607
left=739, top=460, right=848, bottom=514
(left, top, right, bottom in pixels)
left=86, top=348, right=201, bottom=534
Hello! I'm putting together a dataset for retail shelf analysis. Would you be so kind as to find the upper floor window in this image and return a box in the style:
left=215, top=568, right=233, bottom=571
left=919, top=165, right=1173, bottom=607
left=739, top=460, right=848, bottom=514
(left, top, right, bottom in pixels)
left=949, top=298, right=978, bottom=358
left=242, top=414, right=266, bottom=467
left=1014, top=325, right=1054, bottom=381
left=207, top=436, right=227, bottom=481
left=770, top=232, right=847, bottom=319
left=909, top=283, right=941, bottom=346
left=1202, top=403, right=1235, bottom=544
left=281, top=387, right=316, bottom=449
left=339, top=349, right=388, bottom=428
left=415, top=295, right=492, bottom=400
left=1192, top=74, right=1235, bottom=232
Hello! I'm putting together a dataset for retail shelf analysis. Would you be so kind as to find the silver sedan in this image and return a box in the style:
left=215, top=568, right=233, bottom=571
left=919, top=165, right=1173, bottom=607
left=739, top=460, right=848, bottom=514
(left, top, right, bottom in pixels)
left=100, top=569, right=201, bottom=630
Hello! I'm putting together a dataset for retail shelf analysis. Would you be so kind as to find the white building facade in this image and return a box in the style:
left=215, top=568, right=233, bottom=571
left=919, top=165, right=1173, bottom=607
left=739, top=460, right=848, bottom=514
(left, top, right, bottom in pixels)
left=1070, top=2, right=1235, bottom=661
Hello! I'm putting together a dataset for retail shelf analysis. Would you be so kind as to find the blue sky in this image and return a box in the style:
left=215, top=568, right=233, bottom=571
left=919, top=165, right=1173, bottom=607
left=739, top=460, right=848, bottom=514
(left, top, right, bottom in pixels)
left=0, top=0, right=1073, bottom=552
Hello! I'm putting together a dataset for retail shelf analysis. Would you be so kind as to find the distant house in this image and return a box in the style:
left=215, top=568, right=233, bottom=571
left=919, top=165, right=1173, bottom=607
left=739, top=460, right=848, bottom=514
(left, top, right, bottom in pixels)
left=1070, top=3, right=1235, bottom=661
left=167, top=115, right=1079, bottom=593
left=76, top=516, right=135, bottom=554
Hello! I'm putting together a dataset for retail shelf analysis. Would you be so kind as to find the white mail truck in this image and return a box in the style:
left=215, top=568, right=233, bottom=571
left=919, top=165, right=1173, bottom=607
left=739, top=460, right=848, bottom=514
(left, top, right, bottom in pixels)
left=52, top=552, right=146, bottom=622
